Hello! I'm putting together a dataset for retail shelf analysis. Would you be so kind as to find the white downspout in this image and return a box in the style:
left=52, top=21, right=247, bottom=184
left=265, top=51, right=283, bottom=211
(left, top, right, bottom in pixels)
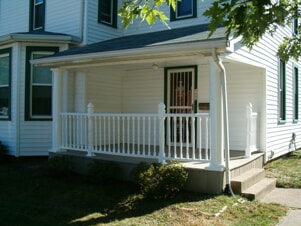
left=212, top=48, right=234, bottom=196
left=81, top=0, right=88, bottom=45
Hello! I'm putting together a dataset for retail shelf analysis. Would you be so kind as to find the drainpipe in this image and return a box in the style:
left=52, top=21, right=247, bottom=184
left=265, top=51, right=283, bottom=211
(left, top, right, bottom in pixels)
left=212, top=48, right=234, bottom=196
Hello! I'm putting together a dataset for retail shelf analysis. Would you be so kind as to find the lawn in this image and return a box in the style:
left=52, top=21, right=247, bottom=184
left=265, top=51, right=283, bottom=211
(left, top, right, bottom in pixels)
left=0, top=155, right=290, bottom=226
left=265, top=150, right=301, bottom=188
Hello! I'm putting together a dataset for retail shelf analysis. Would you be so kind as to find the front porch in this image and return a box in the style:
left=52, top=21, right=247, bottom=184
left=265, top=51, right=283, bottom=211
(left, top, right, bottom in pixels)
left=49, top=100, right=265, bottom=194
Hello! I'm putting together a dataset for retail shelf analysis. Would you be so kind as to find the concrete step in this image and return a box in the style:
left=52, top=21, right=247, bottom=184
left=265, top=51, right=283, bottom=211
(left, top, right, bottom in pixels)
left=241, top=178, right=276, bottom=200
left=231, top=168, right=266, bottom=194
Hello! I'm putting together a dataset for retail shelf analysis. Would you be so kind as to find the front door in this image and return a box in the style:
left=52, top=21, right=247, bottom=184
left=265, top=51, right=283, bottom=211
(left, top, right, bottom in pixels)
left=165, top=66, right=197, bottom=144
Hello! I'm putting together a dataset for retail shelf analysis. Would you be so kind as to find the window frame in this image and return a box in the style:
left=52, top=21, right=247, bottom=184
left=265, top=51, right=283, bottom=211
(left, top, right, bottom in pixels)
left=293, top=65, right=299, bottom=122
left=170, top=0, right=197, bottom=21
left=0, top=48, right=12, bottom=121
left=30, top=0, right=45, bottom=31
left=98, top=0, right=118, bottom=28
left=278, top=59, right=286, bottom=123
left=25, top=46, right=58, bottom=121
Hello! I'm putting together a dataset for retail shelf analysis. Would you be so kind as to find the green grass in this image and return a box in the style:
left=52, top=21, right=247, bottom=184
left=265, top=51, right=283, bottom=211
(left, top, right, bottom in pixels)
left=0, top=156, right=288, bottom=226
left=265, top=150, right=301, bottom=188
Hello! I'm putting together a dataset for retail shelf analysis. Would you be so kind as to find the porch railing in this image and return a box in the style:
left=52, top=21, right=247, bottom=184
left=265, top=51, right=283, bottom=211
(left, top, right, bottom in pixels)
left=60, top=103, right=210, bottom=163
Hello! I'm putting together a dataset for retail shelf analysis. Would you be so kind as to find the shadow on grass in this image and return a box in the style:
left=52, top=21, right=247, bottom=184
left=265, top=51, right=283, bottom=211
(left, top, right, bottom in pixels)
left=69, top=189, right=215, bottom=226
left=0, top=157, right=214, bottom=226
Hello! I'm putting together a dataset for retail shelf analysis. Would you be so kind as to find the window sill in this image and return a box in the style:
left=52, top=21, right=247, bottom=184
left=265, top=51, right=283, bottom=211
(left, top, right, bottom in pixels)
left=170, top=15, right=196, bottom=22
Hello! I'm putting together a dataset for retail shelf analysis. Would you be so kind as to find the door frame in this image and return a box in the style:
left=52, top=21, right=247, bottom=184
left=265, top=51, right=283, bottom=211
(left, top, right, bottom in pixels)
left=164, top=65, right=198, bottom=113
left=164, top=65, right=198, bottom=146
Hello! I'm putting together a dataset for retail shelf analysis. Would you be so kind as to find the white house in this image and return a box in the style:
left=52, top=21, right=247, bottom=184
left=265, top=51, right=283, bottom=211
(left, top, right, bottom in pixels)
left=1, top=0, right=300, bottom=194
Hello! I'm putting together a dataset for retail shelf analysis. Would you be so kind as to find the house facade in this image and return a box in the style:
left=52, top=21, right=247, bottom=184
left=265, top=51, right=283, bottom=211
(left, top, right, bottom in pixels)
left=1, top=0, right=300, bottom=166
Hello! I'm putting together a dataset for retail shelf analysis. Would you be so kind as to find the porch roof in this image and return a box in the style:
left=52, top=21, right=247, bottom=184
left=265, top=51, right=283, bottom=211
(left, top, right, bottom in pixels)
left=33, top=24, right=228, bottom=68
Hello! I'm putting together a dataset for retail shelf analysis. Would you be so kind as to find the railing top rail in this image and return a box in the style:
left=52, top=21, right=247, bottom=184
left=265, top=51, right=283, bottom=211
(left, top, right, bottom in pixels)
left=60, top=112, right=210, bottom=117
left=165, top=113, right=210, bottom=117
left=60, top=112, right=88, bottom=116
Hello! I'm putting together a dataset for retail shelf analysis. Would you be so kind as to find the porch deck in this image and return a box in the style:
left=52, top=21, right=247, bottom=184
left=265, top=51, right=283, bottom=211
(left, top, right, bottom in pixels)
left=50, top=149, right=264, bottom=194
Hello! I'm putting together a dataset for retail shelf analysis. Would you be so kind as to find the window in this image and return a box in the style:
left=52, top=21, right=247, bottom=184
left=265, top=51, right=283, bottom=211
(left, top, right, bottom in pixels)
left=98, top=0, right=117, bottom=27
left=31, top=0, right=45, bottom=30
left=279, top=59, right=286, bottom=122
left=0, top=48, right=11, bottom=120
left=293, top=66, right=299, bottom=121
left=170, top=0, right=197, bottom=21
left=25, top=47, right=58, bottom=120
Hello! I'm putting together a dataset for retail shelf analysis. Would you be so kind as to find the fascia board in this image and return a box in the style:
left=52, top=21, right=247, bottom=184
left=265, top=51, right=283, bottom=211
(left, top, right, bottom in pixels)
left=0, top=33, right=81, bottom=45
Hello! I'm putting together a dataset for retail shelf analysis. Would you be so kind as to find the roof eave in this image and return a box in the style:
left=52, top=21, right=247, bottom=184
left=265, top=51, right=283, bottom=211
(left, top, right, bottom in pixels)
left=0, top=33, right=81, bottom=45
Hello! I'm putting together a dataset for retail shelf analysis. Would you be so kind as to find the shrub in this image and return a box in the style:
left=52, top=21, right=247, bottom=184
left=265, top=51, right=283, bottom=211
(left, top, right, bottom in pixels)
left=135, top=161, right=188, bottom=199
left=45, top=155, right=75, bottom=178
left=130, top=162, right=150, bottom=184
left=87, top=160, right=121, bottom=184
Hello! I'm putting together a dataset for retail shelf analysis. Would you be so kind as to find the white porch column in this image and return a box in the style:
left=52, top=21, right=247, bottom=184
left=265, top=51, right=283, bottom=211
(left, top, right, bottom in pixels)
left=50, top=68, right=63, bottom=152
left=208, top=58, right=224, bottom=170
left=62, top=70, right=69, bottom=112
left=158, top=103, right=166, bottom=164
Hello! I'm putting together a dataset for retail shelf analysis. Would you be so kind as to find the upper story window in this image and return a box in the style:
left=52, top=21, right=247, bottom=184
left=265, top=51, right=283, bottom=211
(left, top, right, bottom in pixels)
left=279, top=59, right=286, bottom=122
left=98, top=0, right=117, bottom=28
left=0, top=48, right=11, bottom=120
left=170, top=0, right=197, bottom=21
left=31, top=0, right=45, bottom=30
left=25, top=47, right=58, bottom=121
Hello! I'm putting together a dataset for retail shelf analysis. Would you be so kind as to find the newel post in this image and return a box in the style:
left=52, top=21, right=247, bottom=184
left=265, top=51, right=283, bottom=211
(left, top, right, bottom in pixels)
left=158, top=103, right=166, bottom=164
left=245, top=103, right=252, bottom=158
left=87, top=103, right=95, bottom=157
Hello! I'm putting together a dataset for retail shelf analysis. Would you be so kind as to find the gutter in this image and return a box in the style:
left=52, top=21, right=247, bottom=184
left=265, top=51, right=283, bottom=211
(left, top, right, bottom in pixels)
left=212, top=48, right=234, bottom=196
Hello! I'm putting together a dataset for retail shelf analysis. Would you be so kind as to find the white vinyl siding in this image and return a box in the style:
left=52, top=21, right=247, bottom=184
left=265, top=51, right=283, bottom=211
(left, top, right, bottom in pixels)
left=82, top=68, right=164, bottom=114
left=122, top=69, right=164, bottom=113
left=86, top=70, right=122, bottom=113
left=0, top=0, right=30, bottom=35
left=45, top=0, right=83, bottom=39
